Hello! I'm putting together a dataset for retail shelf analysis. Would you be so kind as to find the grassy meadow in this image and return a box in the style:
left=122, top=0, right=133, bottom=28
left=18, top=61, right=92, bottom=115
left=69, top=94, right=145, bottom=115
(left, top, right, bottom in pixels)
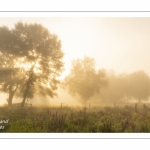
left=0, top=103, right=150, bottom=133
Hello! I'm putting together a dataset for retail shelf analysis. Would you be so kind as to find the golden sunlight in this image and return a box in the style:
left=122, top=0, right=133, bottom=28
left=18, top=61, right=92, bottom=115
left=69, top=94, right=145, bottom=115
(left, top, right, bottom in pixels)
left=15, top=59, right=42, bottom=74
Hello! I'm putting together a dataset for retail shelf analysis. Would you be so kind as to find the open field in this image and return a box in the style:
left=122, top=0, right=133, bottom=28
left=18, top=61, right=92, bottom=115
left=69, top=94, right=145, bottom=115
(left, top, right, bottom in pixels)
left=0, top=104, right=150, bottom=133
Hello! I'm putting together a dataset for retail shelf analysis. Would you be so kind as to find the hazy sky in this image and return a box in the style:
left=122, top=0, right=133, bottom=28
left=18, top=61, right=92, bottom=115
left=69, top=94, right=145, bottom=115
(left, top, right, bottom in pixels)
left=0, top=17, right=150, bottom=77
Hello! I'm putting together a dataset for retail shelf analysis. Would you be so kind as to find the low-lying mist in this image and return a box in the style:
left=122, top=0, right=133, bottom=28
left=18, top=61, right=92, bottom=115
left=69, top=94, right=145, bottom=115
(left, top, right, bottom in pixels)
left=1, top=69, right=150, bottom=108
left=0, top=88, right=81, bottom=107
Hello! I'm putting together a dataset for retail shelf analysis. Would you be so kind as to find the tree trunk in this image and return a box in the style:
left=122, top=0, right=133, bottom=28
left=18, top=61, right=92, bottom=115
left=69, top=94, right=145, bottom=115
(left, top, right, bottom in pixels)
left=21, top=97, right=26, bottom=107
left=21, top=70, right=33, bottom=107
left=8, top=93, right=13, bottom=107
left=21, top=89, right=28, bottom=107
left=21, top=79, right=29, bottom=107
left=7, top=84, right=18, bottom=107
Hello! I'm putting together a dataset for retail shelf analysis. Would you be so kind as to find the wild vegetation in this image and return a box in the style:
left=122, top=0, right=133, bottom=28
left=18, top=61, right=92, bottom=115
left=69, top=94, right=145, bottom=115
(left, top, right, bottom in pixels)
left=1, top=104, right=150, bottom=132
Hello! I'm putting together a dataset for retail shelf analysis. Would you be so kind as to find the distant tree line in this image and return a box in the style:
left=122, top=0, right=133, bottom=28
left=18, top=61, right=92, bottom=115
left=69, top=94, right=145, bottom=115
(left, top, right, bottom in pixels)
left=63, top=57, right=150, bottom=105
left=99, top=70, right=150, bottom=104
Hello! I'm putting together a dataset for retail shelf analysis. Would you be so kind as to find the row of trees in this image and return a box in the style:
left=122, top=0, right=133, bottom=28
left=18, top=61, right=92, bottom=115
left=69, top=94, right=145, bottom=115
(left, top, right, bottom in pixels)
left=99, top=70, right=150, bottom=104
left=63, top=57, right=150, bottom=105
left=0, top=22, right=64, bottom=107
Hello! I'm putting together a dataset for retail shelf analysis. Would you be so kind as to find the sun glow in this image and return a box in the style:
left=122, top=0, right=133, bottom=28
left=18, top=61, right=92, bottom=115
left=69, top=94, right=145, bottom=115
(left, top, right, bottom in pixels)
left=15, top=59, right=42, bottom=74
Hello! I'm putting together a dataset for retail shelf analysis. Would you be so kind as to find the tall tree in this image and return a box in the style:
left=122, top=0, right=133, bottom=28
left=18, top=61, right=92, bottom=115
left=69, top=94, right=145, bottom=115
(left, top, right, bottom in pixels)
left=62, top=56, right=108, bottom=105
left=0, top=22, right=64, bottom=107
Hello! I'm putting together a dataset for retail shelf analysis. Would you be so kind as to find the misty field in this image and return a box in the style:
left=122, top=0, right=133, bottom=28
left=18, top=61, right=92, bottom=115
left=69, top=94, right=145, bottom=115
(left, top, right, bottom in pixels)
left=0, top=104, right=150, bottom=133
left=1, top=21, right=150, bottom=134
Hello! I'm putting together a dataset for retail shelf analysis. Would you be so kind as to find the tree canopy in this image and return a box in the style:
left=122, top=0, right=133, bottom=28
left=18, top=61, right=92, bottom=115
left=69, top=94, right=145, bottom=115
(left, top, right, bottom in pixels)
left=0, top=22, right=64, bottom=107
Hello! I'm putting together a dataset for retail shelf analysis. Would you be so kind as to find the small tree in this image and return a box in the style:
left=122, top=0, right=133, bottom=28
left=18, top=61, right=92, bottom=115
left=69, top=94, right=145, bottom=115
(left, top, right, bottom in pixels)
left=63, top=56, right=108, bottom=105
